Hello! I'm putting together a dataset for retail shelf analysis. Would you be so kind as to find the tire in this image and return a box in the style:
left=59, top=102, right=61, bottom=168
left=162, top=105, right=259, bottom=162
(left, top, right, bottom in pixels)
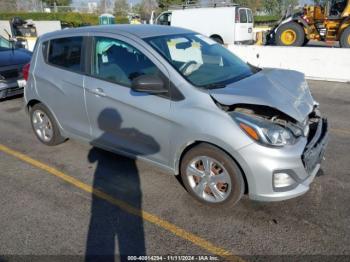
left=210, top=35, right=224, bottom=45
left=340, top=27, right=350, bottom=48
left=30, top=103, right=65, bottom=146
left=180, top=143, right=245, bottom=206
left=275, top=22, right=305, bottom=46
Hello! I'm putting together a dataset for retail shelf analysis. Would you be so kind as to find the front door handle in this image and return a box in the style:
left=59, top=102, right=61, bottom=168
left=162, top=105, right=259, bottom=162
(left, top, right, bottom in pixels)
left=88, top=88, right=106, bottom=97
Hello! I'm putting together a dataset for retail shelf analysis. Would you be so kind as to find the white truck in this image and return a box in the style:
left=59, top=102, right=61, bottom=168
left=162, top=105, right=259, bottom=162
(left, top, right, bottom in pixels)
left=153, top=4, right=254, bottom=45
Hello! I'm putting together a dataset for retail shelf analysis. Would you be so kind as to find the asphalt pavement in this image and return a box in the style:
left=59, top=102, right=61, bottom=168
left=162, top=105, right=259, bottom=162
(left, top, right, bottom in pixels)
left=0, top=80, right=349, bottom=262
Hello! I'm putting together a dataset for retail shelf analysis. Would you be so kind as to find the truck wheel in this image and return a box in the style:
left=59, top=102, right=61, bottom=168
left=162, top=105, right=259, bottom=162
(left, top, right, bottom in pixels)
left=180, top=143, right=245, bottom=206
left=276, top=22, right=305, bottom=46
left=30, top=103, right=66, bottom=146
left=340, top=27, right=350, bottom=48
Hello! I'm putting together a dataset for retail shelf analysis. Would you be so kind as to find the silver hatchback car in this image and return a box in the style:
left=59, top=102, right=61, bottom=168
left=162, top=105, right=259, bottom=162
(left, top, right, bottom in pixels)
left=24, top=25, right=328, bottom=206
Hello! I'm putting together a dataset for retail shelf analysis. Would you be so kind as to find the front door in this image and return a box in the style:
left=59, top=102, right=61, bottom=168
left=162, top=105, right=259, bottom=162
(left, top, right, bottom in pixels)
left=84, top=34, right=171, bottom=165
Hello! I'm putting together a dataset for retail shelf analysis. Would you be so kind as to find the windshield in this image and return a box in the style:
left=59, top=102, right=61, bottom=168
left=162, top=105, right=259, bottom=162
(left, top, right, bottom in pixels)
left=145, top=33, right=254, bottom=89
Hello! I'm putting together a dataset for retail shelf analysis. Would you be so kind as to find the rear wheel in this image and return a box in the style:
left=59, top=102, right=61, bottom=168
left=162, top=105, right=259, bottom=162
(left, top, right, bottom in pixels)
left=340, top=27, right=350, bottom=48
left=180, top=144, right=245, bottom=206
left=30, top=103, right=65, bottom=146
left=276, top=22, right=305, bottom=46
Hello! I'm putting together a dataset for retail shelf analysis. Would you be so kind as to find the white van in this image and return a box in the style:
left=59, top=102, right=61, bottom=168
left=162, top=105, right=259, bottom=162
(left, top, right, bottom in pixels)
left=153, top=6, right=254, bottom=45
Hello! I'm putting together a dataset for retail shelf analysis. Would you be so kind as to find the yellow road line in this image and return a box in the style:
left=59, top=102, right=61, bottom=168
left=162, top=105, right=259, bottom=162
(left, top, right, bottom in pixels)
left=331, top=128, right=350, bottom=136
left=0, top=143, right=244, bottom=262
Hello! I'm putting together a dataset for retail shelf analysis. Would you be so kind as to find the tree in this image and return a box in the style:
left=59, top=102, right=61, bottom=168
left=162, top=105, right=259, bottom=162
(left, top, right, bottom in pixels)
left=261, top=0, right=299, bottom=15
left=114, top=0, right=129, bottom=17
left=262, top=0, right=280, bottom=14
left=139, top=0, right=158, bottom=20
left=41, top=0, right=71, bottom=6
left=236, top=0, right=263, bottom=13
left=0, top=0, right=19, bottom=11
left=157, top=0, right=185, bottom=9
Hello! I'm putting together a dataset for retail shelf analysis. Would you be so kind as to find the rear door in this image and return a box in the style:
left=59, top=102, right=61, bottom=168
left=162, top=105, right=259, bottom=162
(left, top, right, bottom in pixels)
left=234, top=8, right=254, bottom=44
left=34, top=35, right=90, bottom=139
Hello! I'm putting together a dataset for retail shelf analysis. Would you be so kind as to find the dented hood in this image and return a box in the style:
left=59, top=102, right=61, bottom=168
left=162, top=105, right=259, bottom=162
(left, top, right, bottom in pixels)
left=209, top=68, right=314, bottom=123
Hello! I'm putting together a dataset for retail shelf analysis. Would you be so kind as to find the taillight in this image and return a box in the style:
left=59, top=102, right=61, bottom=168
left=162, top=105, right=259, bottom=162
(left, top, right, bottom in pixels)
left=23, top=63, right=30, bottom=81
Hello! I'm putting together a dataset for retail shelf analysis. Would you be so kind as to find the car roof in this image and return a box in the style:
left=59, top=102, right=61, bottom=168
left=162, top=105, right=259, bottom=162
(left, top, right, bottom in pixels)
left=40, top=24, right=195, bottom=41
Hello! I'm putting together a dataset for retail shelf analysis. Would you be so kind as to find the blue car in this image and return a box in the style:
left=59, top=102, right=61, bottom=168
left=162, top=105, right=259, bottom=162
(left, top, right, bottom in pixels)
left=0, top=37, right=32, bottom=99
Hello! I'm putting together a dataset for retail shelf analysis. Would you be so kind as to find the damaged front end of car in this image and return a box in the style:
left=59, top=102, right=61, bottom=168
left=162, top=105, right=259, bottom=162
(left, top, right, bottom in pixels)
left=217, top=101, right=328, bottom=174
left=211, top=98, right=329, bottom=200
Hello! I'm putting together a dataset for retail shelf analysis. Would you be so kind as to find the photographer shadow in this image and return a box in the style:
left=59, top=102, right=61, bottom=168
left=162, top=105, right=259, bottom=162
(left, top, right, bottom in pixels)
left=85, top=108, right=160, bottom=261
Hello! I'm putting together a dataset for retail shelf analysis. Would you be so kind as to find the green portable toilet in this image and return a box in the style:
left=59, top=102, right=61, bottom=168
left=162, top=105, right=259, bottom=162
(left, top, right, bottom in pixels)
left=99, top=13, right=115, bottom=25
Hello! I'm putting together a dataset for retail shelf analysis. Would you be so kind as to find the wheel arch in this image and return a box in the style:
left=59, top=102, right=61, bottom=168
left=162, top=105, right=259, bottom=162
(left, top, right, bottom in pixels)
left=276, top=18, right=308, bottom=34
left=175, top=140, right=249, bottom=194
left=26, top=99, right=66, bottom=136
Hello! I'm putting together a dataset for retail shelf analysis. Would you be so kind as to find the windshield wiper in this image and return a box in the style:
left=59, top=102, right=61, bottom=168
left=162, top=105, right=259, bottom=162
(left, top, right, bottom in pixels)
left=201, top=83, right=226, bottom=89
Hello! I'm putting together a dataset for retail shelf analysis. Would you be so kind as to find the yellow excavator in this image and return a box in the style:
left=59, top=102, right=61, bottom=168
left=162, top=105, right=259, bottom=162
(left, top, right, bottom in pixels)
left=266, top=0, right=350, bottom=47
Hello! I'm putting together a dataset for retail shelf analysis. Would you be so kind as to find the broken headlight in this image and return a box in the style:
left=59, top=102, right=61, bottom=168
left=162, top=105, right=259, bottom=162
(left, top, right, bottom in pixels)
left=232, top=112, right=297, bottom=147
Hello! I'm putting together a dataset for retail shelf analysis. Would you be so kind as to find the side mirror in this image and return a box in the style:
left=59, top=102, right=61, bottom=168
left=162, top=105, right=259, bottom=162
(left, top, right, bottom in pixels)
left=131, top=75, right=168, bottom=94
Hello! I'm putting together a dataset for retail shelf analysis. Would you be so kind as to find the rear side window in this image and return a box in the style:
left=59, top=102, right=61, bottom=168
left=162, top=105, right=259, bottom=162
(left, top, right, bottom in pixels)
left=47, top=37, right=83, bottom=72
left=239, top=9, right=248, bottom=23
left=92, top=37, right=160, bottom=87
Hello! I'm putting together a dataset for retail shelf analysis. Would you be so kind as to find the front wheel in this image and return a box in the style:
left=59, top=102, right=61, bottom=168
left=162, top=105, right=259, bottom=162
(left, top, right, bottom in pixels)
left=340, top=27, right=350, bottom=48
left=180, top=144, right=245, bottom=206
left=275, top=22, right=305, bottom=46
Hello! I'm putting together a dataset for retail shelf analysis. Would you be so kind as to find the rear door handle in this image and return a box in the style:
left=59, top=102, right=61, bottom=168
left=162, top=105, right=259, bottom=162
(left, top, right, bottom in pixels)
left=88, top=88, right=106, bottom=97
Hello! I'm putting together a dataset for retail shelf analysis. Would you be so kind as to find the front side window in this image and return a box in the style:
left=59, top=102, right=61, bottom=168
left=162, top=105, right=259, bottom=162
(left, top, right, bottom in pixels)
left=146, top=34, right=254, bottom=88
left=239, top=9, right=248, bottom=23
left=92, top=37, right=161, bottom=87
left=48, top=37, right=83, bottom=72
left=157, top=12, right=171, bottom=25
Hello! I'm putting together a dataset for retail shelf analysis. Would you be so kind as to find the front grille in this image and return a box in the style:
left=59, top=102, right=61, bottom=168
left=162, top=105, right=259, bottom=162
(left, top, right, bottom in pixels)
left=0, top=69, right=19, bottom=80
left=302, top=118, right=328, bottom=174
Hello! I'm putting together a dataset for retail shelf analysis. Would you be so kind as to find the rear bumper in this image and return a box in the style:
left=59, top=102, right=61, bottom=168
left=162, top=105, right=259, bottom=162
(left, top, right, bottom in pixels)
left=238, top=117, right=328, bottom=202
left=0, top=80, right=24, bottom=99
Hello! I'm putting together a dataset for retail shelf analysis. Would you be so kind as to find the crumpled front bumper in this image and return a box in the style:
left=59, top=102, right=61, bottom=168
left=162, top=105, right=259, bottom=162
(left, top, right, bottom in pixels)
left=237, top=117, right=329, bottom=202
